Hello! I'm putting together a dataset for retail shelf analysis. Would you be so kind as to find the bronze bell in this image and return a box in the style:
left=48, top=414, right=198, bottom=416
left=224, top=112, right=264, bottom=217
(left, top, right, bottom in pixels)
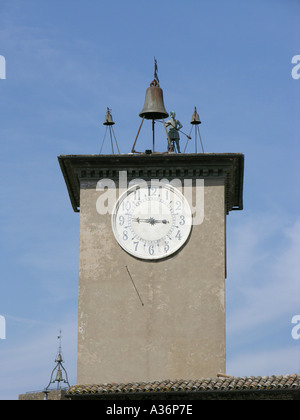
left=139, top=80, right=169, bottom=120
left=103, top=107, right=115, bottom=126
left=190, top=107, right=201, bottom=125
left=55, top=367, right=63, bottom=382
left=55, top=353, right=63, bottom=363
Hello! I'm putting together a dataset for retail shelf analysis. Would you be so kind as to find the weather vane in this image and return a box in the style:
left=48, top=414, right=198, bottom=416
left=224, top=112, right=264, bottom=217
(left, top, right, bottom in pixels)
left=154, top=57, right=159, bottom=85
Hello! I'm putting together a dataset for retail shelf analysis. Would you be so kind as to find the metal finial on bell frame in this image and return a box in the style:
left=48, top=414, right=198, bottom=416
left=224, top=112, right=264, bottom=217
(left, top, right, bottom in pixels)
left=100, top=107, right=120, bottom=154
left=190, top=106, right=201, bottom=125
left=185, top=107, right=205, bottom=153
left=103, top=107, right=115, bottom=126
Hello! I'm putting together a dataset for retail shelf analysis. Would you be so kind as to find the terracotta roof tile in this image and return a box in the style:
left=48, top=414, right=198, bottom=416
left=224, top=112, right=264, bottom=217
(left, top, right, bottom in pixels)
left=67, top=374, right=300, bottom=397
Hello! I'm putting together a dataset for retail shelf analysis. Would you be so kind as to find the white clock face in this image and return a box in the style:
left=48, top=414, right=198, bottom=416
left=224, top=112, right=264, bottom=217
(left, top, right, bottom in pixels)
left=111, top=183, right=192, bottom=260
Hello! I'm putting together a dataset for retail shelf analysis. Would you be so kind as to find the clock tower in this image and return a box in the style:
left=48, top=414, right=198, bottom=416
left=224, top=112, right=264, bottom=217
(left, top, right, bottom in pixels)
left=59, top=66, right=244, bottom=385
left=59, top=152, right=243, bottom=385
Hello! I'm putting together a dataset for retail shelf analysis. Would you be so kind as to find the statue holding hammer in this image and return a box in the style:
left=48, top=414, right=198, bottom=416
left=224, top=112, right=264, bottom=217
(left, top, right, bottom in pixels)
left=165, top=111, right=183, bottom=153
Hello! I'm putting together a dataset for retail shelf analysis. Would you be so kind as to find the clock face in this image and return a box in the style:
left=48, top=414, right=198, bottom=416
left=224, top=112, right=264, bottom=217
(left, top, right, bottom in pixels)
left=111, top=183, right=192, bottom=260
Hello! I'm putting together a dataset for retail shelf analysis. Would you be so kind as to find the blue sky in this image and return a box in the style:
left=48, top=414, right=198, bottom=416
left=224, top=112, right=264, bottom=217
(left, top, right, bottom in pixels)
left=0, top=0, right=299, bottom=399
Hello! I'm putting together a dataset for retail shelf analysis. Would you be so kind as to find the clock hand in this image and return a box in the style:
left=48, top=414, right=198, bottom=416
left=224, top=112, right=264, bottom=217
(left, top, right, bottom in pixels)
left=132, top=217, right=147, bottom=223
left=132, top=217, right=169, bottom=225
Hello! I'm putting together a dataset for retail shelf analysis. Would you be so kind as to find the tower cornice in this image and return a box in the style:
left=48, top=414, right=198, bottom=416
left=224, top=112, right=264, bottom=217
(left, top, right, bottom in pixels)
left=58, top=153, right=244, bottom=214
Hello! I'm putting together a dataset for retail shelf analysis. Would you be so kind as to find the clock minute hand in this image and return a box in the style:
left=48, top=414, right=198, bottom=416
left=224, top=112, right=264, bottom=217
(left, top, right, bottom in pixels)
left=132, top=217, right=148, bottom=223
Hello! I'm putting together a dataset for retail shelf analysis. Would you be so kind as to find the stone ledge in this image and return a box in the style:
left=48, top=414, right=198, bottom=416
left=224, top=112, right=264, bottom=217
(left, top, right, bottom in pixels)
left=58, top=153, right=244, bottom=214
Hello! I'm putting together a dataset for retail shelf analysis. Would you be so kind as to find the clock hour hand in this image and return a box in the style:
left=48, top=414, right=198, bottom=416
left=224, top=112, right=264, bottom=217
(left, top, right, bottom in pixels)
left=132, top=217, right=169, bottom=225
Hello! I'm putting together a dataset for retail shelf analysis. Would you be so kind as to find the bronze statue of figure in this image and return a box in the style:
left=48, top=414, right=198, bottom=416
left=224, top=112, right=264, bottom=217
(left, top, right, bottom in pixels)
left=165, top=111, right=183, bottom=153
